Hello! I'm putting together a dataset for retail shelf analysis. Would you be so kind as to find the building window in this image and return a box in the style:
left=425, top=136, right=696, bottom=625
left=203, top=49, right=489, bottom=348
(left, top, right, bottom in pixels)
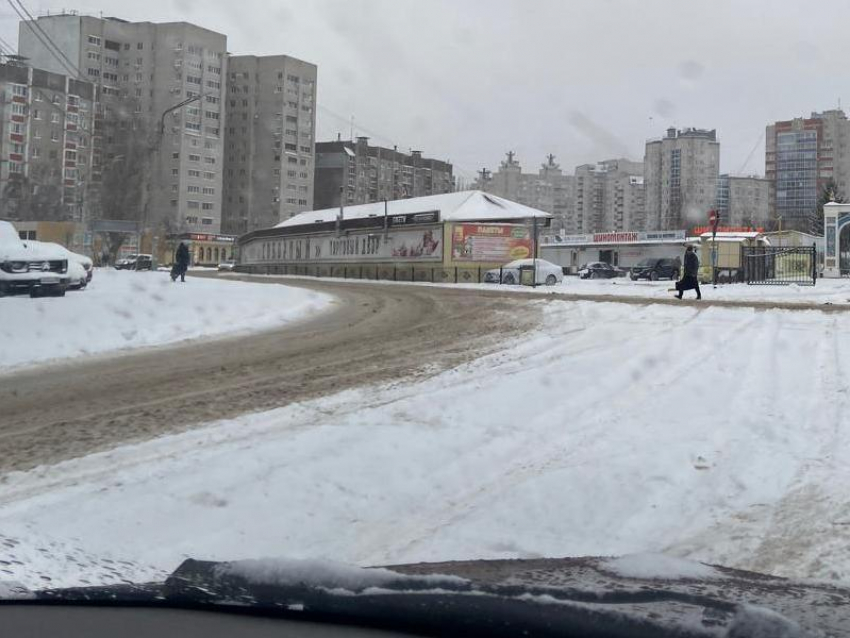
left=188, top=169, right=201, bottom=177
left=51, top=130, right=60, bottom=142
left=187, top=200, right=200, bottom=209
left=300, top=145, right=311, bottom=153
left=188, top=185, right=200, bottom=193
left=32, top=147, right=40, bottom=158
left=137, top=42, right=143, bottom=50
left=201, top=202, right=214, bottom=211
left=206, top=80, right=221, bottom=90
left=201, top=217, right=213, bottom=225
left=202, top=186, right=215, bottom=195
left=88, top=35, right=101, bottom=46
left=188, top=153, right=201, bottom=162
left=87, top=68, right=100, bottom=77
left=203, top=171, right=215, bottom=180
left=186, top=216, right=198, bottom=224
left=204, top=157, right=215, bottom=164
left=172, top=152, right=180, bottom=159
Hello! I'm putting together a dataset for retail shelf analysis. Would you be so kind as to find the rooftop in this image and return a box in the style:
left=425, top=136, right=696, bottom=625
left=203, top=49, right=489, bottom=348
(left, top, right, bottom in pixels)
left=275, top=191, right=551, bottom=229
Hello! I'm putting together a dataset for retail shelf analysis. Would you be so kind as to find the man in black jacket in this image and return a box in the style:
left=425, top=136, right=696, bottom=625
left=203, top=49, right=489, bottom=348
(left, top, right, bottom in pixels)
left=675, top=245, right=701, bottom=300
left=175, top=242, right=190, bottom=283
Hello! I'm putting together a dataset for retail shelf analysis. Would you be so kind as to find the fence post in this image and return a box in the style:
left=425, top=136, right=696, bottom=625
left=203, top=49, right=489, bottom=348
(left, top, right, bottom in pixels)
left=411, top=266, right=414, bottom=281
left=478, top=266, right=481, bottom=283
left=499, top=267, right=503, bottom=284
left=454, top=267, right=458, bottom=283
left=813, top=243, right=817, bottom=285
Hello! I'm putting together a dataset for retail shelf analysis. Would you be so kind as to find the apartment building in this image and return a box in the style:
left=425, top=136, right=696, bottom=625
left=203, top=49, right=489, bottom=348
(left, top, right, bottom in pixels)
left=0, top=61, right=96, bottom=228
left=765, top=109, right=850, bottom=233
left=19, top=12, right=227, bottom=233
left=644, top=127, right=720, bottom=231
left=477, top=151, right=573, bottom=233
left=715, top=174, right=770, bottom=228
left=221, top=55, right=317, bottom=235
left=314, top=137, right=454, bottom=209
left=571, top=159, right=644, bottom=234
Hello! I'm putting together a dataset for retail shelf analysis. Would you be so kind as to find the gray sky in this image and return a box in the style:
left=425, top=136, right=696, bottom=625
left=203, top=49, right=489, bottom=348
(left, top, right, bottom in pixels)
left=2, top=0, right=848, bottom=183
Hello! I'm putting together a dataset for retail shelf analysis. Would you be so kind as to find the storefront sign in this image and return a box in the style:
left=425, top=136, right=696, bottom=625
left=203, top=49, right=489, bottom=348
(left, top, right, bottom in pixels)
left=556, top=230, right=686, bottom=246
left=246, top=227, right=442, bottom=264
left=451, top=223, right=532, bottom=262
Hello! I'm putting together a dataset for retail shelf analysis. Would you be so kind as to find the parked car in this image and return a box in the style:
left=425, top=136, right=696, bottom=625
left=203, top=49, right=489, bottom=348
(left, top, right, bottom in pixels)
left=24, top=241, right=92, bottom=289
left=115, top=254, right=153, bottom=270
left=0, top=221, right=69, bottom=297
left=578, top=262, right=624, bottom=279
left=484, top=258, right=564, bottom=285
left=217, top=260, right=236, bottom=272
left=630, top=257, right=681, bottom=281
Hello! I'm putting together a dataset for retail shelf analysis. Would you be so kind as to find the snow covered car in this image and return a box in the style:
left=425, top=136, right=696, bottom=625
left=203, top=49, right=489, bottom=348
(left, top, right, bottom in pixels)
left=24, top=241, right=92, bottom=289
left=578, top=262, right=624, bottom=279
left=484, top=258, right=564, bottom=285
left=217, top=259, right=236, bottom=272
left=0, top=221, right=69, bottom=297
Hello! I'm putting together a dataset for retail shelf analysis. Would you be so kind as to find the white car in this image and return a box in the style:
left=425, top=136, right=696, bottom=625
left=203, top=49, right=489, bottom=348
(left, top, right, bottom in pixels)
left=24, top=240, right=92, bottom=290
left=484, top=258, right=564, bottom=286
left=0, top=221, right=69, bottom=297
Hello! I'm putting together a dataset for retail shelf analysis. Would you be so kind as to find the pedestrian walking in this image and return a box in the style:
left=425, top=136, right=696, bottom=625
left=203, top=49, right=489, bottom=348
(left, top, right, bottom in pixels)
left=674, top=245, right=702, bottom=300
left=174, top=241, right=190, bottom=283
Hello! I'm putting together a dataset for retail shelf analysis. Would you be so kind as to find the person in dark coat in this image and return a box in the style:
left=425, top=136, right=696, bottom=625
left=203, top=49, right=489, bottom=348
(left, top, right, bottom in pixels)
left=175, top=242, right=190, bottom=283
left=675, top=245, right=701, bottom=300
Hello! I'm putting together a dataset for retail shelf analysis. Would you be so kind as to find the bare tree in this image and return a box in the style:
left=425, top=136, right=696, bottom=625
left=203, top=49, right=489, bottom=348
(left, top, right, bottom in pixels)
left=98, top=120, right=152, bottom=260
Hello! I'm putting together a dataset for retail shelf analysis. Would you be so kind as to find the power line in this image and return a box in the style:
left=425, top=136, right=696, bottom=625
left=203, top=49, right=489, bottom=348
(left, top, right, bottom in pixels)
left=7, top=0, right=82, bottom=80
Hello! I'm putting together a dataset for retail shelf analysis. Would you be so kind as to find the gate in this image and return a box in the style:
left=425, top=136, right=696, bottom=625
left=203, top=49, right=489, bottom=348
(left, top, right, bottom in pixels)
left=742, top=244, right=817, bottom=286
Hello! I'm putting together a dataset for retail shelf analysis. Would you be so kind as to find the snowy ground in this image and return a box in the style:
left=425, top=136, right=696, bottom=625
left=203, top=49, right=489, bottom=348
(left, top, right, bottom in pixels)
left=1, top=298, right=848, bottom=589
left=0, top=269, right=332, bottom=370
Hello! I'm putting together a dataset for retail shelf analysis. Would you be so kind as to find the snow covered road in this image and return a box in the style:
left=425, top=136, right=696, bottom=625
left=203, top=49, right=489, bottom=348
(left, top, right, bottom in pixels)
left=0, top=269, right=332, bottom=370
left=2, top=291, right=848, bottom=589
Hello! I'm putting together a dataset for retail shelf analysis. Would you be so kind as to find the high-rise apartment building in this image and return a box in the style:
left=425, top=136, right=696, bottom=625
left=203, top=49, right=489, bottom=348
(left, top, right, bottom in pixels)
left=221, top=55, right=317, bottom=235
left=765, top=109, right=850, bottom=233
left=477, top=152, right=573, bottom=233
left=644, top=127, right=720, bottom=230
left=715, top=174, right=770, bottom=228
left=0, top=61, right=97, bottom=223
left=571, top=159, right=644, bottom=233
left=19, top=12, right=227, bottom=233
left=314, top=137, right=454, bottom=209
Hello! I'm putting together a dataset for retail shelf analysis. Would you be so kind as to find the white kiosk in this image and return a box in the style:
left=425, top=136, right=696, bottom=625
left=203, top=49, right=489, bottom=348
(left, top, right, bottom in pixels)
left=823, top=201, right=850, bottom=277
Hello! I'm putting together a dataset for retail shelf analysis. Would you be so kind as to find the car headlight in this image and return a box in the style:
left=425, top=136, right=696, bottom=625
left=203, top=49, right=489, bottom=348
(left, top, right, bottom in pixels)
left=0, top=260, right=29, bottom=274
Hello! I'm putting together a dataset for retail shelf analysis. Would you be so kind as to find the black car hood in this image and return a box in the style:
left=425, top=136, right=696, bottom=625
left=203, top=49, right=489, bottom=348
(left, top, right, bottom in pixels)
left=5, top=556, right=848, bottom=637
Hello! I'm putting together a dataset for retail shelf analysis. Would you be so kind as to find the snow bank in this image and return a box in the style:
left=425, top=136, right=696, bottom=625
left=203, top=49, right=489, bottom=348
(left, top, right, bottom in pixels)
left=218, top=557, right=466, bottom=591
left=601, top=554, right=721, bottom=581
left=0, top=269, right=333, bottom=370
left=1, top=300, right=848, bottom=589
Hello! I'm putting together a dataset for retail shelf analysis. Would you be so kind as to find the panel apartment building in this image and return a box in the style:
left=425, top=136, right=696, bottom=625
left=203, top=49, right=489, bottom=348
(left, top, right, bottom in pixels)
left=476, top=151, right=573, bottom=233
left=0, top=61, right=97, bottom=230
left=19, top=12, right=227, bottom=233
left=765, top=109, right=850, bottom=233
left=221, top=55, right=317, bottom=235
left=314, top=137, right=454, bottom=209
left=644, top=127, right=720, bottom=231
left=571, top=159, right=644, bottom=234
left=715, top=174, right=770, bottom=228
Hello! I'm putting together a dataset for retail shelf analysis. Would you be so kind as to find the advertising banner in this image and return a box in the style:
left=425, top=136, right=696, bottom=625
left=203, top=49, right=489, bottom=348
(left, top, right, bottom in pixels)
left=249, top=227, right=442, bottom=264
left=451, top=223, right=533, bottom=262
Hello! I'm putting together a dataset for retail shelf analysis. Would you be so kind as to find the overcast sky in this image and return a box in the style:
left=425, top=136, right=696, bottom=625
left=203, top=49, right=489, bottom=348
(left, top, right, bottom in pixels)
left=2, top=0, right=849, bottom=183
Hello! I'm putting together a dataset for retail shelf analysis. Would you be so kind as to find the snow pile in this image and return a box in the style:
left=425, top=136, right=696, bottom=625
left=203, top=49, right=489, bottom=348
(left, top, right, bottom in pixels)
left=601, top=554, right=721, bottom=581
left=727, top=605, right=807, bottom=638
left=0, top=270, right=333, bottom=370
left=218, top=558, right=466, bottom=591
left=0, top=300, right=848, bottom=589
left=0, top=581, right=33, bottom=600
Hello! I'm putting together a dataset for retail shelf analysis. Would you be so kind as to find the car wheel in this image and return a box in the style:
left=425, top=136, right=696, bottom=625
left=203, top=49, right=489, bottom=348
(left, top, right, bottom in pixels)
left=590, top=271, right=600, bottom=279
left=650, top=272, right=659, bottom=281
left=545, top=274, right=557, bottom=285
left=503, top=273, right=516, bottom=285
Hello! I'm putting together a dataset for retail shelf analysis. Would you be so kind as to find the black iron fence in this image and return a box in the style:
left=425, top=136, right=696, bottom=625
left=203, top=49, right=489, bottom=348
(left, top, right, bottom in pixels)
left=238, top=263, right=503, bottom=284
left=741, top=244, right=817, bottom=286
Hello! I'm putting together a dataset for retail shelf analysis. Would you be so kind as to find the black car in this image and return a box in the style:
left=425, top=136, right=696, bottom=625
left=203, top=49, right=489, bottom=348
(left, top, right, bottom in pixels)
left=115, top=254, right=153, bottom=271
left=578, top=262, right=623, bottom=279
left=630, top=257, right=681, bottom=281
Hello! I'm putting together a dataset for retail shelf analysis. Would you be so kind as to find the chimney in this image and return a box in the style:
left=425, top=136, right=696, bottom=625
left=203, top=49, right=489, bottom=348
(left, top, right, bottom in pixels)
left=666, top=127, right=677, bottom=139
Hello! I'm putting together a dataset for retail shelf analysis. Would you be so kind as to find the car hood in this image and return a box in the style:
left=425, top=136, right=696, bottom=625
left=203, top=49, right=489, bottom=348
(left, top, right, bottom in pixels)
left=3, top=555, right=844, bottom=636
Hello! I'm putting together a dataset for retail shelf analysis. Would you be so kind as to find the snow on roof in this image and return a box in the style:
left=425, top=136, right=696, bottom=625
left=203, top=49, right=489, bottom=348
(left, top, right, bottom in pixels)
left=699, top=231, right=762, bottom=239
left=275, top=190, right=551, bottom=229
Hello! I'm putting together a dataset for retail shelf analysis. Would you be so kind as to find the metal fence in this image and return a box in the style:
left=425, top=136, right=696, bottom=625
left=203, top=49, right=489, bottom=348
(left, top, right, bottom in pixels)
left=237, top=263, right=507, bottom=284
left=741, top=245, right=817, bottom=286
